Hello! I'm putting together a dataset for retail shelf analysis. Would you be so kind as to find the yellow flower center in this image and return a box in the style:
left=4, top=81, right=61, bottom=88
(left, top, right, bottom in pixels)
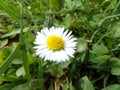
left=46, top=35, right=64, bottom=51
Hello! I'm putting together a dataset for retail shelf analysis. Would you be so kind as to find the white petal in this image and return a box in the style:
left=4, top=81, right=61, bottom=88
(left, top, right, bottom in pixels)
left=62, top=30, right=69, bottom=38
left=64, top=42, right=77, bottom=49
left=64, top=31, right=72, bottom=39
left=34, top=34, right=46, bottom=45
left=41, top=28, right=50, bottom=36
left=55, top=27, right=64, bottom=37
left=64, top=48, right=75, bottom=57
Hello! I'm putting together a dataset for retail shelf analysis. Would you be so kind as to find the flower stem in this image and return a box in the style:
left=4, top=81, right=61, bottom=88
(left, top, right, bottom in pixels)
left=55, top=79, right=60, bottom=90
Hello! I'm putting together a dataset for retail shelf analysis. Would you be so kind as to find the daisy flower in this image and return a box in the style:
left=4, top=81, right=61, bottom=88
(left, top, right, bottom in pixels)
left=34, top=26, right=77, bottom=62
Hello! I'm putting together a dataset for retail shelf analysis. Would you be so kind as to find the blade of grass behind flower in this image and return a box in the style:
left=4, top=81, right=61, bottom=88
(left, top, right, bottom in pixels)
left=98, top=14, right=120, bottom=27
left=0, top=0, right=20, bottom=22
left=19, top=0, right=31, bottom=81
left=21, top=50, right=32, bottom=81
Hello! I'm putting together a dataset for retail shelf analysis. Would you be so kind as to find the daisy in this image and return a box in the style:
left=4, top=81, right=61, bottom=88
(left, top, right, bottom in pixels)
left=34, top=26, right=77, bottom=62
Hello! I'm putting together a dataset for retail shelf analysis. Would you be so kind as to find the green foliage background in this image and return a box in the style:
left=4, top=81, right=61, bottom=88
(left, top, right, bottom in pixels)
left=1, top=0, right=120, bottom=90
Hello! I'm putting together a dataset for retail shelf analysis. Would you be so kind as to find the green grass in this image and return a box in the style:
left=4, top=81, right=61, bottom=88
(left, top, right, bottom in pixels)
left=1, top=0, right=120, bottom=90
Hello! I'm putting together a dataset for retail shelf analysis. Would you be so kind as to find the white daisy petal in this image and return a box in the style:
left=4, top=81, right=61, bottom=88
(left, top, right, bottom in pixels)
left=64, top=48, right=75, bottom=57
left=62, top=30, right=69, bottom=38
left=41, top=28, right=50, bottom=36
left=34, top=26, right=77, bottom=62
left=56, top=27, right=64, bottom=36
left=64, top=31, right=72, bottom=39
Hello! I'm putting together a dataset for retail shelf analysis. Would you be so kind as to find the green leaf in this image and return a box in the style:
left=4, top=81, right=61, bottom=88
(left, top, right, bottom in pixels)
left=111, top=58, right=120, bottom=75
left=1, top=46, right=12, bottom=56
left=27, top=52, right=34, bottom=65
left=12, top=83, right=31, bottom=90
left=111, top=67, right=120, bottom=75
left=61, top=83, right=68, bottom=90
left=77, top=38, right=88, bottom=53
left=0, top=75, right=19, bottom=84
left=49, top=63, right=63, bottom=78
left=79, top=76, right=95, bottom=90
left=93, top=14, right=103, bottom=24
left=110, top=57, right=120, bottom=66
left=12, top=50, right=23, bottom=65
left=63, top=14, right=72, bottom=27
left=0, top=46, right=12, bottom=64
left=65, top=0, right=74, bottom=10
left=60, top=60, right=71, bottom=69
left=49, top=0, right=61, bottom=10
left=1, top=27, right=30, bottom=39
left=29, top=79, right=44, bottom=90
left=92, top=44, right=109, bottom=56
left=89, top=21, right=97, bottom=29
left=16, top=67, right=25, bottom=77
left=102, top=84, right=120, bottom=90
left=110, top=57, right=120, bottom=75
left=90, top=55, right=109, bottom=64
left=80, top=0, right=91, bottom=13
left=12, top=58, right=22, bottom=65
left=61, top=82, right=75, bottom=90
left=69, top=82, right=75, bottom=90
left=0, top=39, right=8, bottom=49
left=111, top=22, right=120, bottom=38
left=0, top=84, right=14, bottom=90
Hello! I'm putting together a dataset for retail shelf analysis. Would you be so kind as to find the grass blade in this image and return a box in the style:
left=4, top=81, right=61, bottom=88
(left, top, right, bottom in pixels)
left=19, top=0, right=31, bottom=81
left=0, top=0, right=19, bottom=22
left=0, top=44, right=20, bottom=75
